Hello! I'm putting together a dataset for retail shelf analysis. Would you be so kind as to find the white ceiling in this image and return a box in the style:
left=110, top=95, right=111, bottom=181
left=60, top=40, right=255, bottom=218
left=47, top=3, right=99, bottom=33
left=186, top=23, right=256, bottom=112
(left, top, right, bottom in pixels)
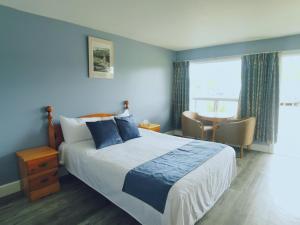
left=1, top=0, right=300, bottom=51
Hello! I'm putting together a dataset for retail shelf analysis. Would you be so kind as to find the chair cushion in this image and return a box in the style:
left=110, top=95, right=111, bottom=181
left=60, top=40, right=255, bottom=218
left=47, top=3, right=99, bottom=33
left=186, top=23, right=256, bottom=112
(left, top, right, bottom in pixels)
left=203, top=125, right=214, bottom=131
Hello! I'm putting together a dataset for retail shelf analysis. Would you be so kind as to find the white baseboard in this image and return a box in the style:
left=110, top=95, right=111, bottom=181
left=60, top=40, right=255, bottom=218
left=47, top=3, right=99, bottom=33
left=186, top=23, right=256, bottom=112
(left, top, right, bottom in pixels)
left=0, top=167, right=70, bottom=199
left=250, top=143, right=273, bottom=153
left=0, top=180, right=21, bottom=198
left=165, top=129, right=182, bottom=136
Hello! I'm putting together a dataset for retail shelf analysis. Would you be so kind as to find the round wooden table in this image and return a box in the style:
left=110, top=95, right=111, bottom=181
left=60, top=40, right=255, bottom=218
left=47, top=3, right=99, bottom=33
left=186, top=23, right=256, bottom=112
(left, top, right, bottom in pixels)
left=198, top=112, right=234, bottom=141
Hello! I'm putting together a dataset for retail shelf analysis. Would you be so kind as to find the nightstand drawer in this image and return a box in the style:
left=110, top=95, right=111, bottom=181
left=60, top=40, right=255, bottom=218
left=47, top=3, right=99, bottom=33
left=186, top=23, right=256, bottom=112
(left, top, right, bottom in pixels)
left=17, top=146, right=60, bottom=201
left=28, top=168, right=58, bottom=191
left=27, top=156, right=58, bottom=175
left=29, top=182, right=60, bottom=201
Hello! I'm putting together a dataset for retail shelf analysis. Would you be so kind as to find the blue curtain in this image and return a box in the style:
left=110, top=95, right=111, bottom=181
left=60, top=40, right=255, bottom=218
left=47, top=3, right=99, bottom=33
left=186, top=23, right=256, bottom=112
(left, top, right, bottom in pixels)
left=240, top=53, right=279, bottom=144
left=172, top=61, right=190, bottom=129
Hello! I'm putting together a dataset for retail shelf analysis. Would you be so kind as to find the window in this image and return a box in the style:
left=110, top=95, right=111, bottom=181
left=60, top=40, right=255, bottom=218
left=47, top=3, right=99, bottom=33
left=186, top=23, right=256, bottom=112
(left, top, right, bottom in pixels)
left=275, top=53, right=300, bottom=157
left=189, top=58, right=241, bottom=117
left=280, top=53, right=300, bottom=105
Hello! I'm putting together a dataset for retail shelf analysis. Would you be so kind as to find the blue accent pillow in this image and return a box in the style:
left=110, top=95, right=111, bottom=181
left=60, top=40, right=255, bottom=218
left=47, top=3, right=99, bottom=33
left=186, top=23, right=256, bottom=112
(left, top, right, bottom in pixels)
left=86, top=120, right=123, bottom=149
left=115, top=115, right=140, bottom=142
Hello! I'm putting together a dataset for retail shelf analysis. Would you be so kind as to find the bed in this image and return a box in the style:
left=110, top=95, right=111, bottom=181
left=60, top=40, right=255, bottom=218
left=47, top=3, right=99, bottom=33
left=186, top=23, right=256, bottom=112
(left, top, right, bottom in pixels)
left=45, top=101, right=237, bottom=225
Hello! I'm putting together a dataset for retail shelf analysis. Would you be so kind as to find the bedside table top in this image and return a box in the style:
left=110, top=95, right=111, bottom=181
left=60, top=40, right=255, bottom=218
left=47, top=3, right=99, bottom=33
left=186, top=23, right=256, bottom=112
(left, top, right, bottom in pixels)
left=16, top=146, right=57, bottom=162
left=139, top=123, right=160, bottom=129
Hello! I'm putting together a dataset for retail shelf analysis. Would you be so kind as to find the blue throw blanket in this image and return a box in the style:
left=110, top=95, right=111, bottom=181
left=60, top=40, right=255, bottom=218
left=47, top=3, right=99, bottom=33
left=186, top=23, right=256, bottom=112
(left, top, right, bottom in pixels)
left=122, top=140, right=226, bottom=213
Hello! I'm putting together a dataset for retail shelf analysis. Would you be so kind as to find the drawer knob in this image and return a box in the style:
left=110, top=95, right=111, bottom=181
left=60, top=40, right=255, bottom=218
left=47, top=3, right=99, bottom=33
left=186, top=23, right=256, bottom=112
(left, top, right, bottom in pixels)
left=38, top=162, right=48, bottom=168
left=40, top=178, right=49, bottom=183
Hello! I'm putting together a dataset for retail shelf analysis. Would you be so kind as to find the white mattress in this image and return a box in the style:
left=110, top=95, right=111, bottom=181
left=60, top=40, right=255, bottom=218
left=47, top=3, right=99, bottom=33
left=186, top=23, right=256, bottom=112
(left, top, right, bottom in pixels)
left=59, top=129, right=237, bottom=225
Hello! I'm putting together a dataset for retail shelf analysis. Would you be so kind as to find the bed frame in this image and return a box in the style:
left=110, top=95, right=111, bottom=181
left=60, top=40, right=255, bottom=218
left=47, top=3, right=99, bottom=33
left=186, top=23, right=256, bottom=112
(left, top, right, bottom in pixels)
left=46, top=100, right=129, bottom=150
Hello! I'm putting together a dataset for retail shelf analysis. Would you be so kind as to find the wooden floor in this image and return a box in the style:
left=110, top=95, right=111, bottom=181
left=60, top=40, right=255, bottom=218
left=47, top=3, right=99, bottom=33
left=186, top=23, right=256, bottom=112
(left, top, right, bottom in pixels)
left=1, top=150, right=300, bottom=225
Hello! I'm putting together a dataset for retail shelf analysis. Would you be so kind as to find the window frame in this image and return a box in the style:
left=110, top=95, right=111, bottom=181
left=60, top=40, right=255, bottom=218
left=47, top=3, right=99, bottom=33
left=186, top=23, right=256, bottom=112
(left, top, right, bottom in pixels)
left=189, top=56, right=241, bottom=115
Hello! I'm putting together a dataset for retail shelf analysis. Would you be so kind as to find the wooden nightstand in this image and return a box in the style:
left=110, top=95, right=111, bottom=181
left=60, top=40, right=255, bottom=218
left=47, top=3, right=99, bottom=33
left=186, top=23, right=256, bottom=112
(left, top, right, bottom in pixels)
left=16, top=146, right=60, bottom=201
left=139, top=123, right=161, bottom=132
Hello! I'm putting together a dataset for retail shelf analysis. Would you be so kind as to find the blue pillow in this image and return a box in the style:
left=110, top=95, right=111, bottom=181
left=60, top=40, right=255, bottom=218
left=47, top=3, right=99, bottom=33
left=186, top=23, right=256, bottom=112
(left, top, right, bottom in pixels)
left=86, top=120, right=123, bottom=149
left=115, top=115, right=140, bottom=142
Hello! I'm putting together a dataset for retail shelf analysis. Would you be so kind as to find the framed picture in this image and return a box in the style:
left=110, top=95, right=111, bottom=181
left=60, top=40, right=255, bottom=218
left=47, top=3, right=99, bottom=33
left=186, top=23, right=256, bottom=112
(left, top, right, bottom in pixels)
left=88, top=36, right=114, bottom=79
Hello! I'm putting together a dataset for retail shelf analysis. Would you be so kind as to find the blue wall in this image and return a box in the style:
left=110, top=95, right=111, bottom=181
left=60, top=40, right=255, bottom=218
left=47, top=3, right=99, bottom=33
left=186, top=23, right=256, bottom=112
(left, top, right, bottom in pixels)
left=176, top=34, right=300, bottom=61
left=3, top=5, right=300, bottom=187
left=0, top=6, right=175, bottom=185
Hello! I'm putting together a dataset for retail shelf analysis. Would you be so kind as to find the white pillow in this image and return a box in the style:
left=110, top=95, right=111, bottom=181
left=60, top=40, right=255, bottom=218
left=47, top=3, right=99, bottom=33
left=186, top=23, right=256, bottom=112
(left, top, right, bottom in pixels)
left=116, top=109, right=130, bottom=117
left=60, top=116, right=114, bottom=144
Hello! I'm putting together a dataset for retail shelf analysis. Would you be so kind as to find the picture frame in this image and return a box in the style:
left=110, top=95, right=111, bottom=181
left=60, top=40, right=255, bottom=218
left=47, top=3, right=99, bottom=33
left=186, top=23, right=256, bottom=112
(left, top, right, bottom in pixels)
left=88, top=36, right=114, bottom=79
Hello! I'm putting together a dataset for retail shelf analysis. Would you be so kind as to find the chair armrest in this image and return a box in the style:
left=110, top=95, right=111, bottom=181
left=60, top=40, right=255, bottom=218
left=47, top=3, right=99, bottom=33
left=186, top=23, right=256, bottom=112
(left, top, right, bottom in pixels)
left=182, top=116, right=205, bottom=139
left=216, top=118, right=255, bottom=145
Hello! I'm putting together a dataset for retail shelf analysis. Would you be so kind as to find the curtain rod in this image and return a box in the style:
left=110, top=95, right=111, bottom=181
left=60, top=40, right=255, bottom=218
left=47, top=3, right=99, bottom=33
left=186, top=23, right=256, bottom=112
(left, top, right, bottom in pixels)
left=188, top=48, right=300, bottom=63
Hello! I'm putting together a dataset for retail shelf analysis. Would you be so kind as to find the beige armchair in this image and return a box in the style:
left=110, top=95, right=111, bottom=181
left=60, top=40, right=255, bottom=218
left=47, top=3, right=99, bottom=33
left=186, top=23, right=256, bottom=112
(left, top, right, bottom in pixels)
left=215, top=117, right=256, bottom=158
left=181, top=111, right=214, bottom=140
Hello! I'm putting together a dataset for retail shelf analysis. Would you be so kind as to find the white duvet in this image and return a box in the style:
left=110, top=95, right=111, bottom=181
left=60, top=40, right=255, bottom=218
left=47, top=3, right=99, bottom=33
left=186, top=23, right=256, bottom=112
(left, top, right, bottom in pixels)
left=59, top=129, right=236, bottom=225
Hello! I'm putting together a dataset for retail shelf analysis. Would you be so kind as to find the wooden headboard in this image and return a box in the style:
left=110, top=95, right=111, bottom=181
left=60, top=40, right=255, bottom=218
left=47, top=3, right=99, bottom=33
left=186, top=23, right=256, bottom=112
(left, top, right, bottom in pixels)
left=46, top=100, right=129, bottom=150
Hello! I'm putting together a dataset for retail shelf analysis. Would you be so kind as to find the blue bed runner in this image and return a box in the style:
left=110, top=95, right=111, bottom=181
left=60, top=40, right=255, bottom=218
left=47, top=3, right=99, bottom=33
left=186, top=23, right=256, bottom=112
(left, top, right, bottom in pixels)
left=122, top=140, right=226, bottom=213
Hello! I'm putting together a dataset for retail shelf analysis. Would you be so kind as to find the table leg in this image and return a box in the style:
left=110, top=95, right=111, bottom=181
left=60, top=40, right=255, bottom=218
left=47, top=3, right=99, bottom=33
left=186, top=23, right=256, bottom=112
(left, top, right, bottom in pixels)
left=212, top=122, right=217, bottom=142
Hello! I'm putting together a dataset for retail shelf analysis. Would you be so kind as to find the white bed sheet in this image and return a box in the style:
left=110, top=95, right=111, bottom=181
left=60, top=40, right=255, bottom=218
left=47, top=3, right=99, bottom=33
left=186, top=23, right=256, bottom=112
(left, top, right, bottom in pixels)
left=59, top=129, right=237, bottom=225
